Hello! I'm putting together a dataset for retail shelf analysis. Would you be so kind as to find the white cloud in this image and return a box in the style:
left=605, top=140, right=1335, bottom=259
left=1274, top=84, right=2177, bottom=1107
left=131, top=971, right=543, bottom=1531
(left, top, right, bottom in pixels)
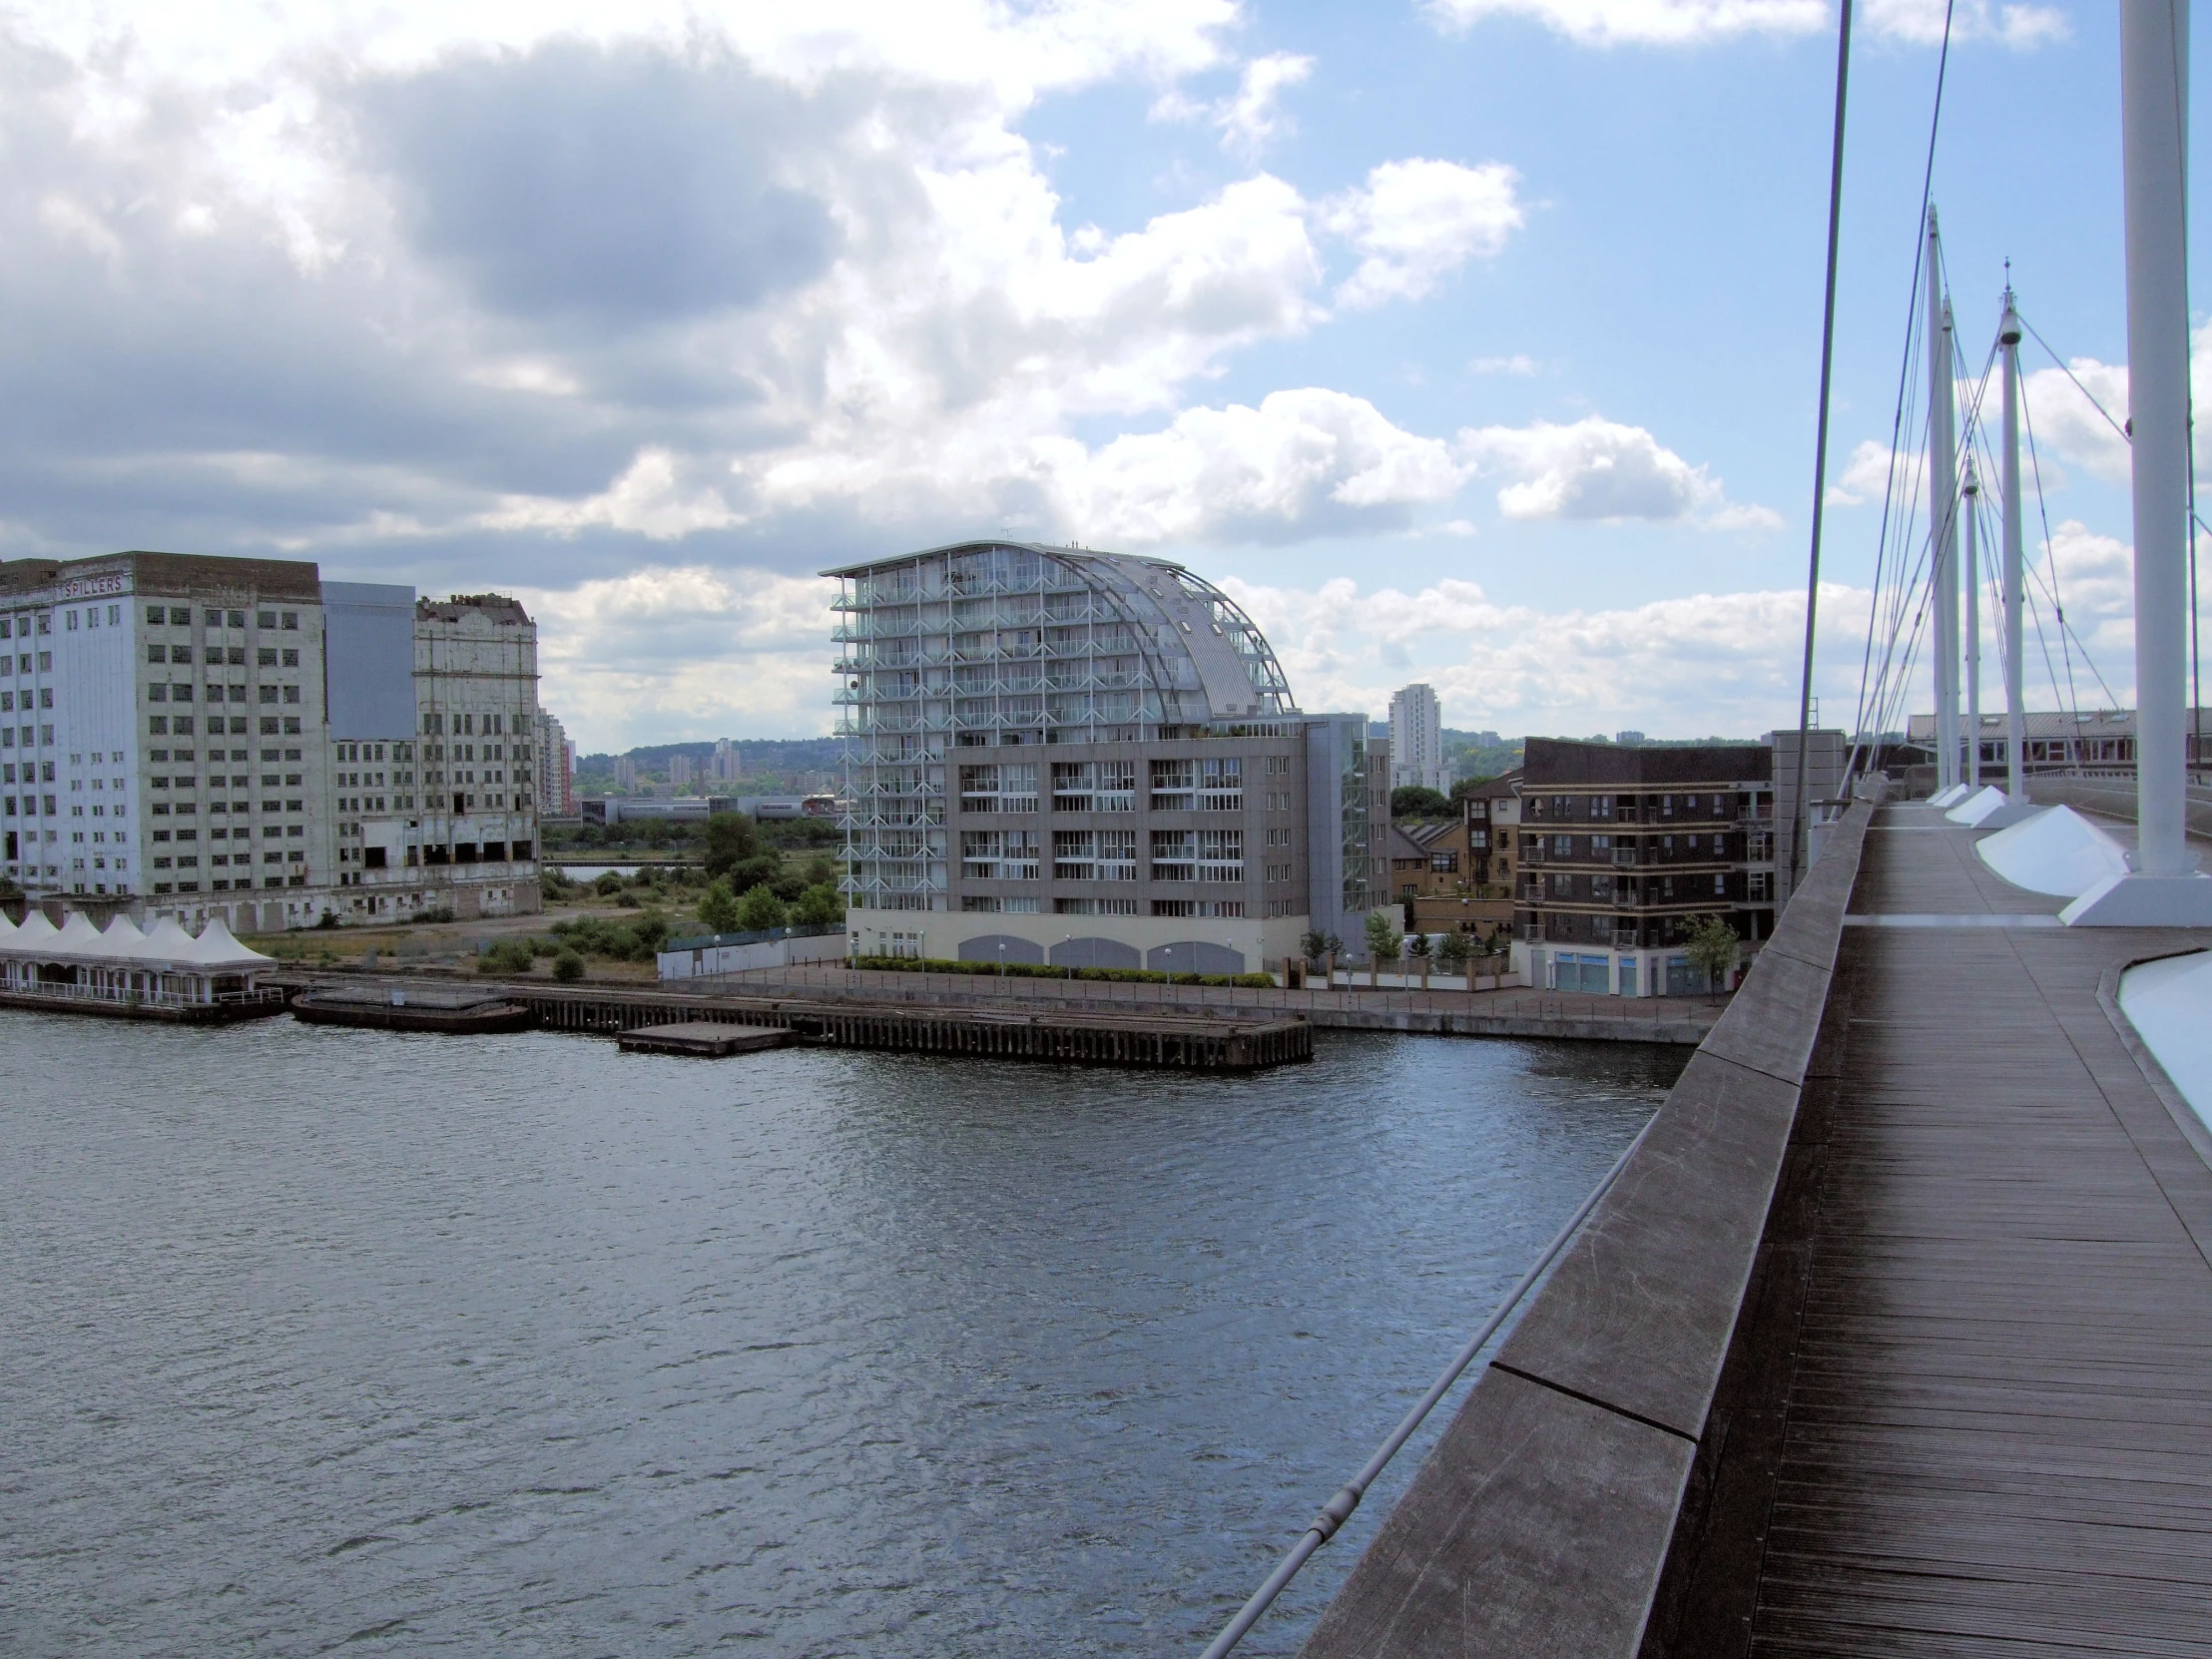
left=516, top=564, right=835, bottom=747
left=2017, top=355, right=2130, bottom=484
left=1826, top=438, right=1906, bottom=507
left=1058, top=387, right=1470, bottom=543
left=1322, top=158, right=1524, bottom=307
left=1221, top=572, right=1862, bottom=733
left=1423, top=0, right=1828, bottom=47
left=1422, top=0, right=2063, bottom=46
left=485, top=449, right=741, bottom=540
left=1215, top=53, right=1315, bottom=156
left=1458, top=415, right=1755, bottom=522
left=1470, top=353, right=1538, bottom=375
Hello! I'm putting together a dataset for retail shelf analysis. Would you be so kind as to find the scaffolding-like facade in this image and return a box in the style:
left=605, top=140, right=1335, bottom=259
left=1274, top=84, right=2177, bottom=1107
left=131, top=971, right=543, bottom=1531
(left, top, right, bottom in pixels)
left=829, top=542, right=1298, bottom=912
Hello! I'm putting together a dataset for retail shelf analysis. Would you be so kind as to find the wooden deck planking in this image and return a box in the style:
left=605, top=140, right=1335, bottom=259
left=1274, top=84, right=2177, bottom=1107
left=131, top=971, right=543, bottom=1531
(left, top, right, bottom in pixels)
left=1744, top=802, right=2212, bottom=1657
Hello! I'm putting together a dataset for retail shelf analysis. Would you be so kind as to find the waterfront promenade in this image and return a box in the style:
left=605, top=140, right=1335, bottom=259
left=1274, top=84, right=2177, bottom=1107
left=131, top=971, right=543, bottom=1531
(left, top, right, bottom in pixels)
left=1302, top=795, right=2212, bottom=1657
left=680, top=963, right=1722, bottom=1045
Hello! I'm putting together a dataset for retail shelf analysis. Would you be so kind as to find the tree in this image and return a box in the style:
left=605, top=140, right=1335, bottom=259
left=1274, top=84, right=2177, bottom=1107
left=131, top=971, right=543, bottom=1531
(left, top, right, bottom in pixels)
left=1404, top=929, right=1431, bottom=988
left=552, top=949, right=586, bottom=982
left=794, top=881, right=844, bottom=926
left=1448, top=775, right=1499, bottom=804
left=698, top=878, right=742, bottom=935
left=1391, top=785, right=1453, bottom=821
left=703, top=812, right=761, bottom=880
left=736, top=883, right=789, bottom=931
left=1364, top=910, right=1403, bottom=987
left=1684, top=913, right=1741, bottom=1000
left=1436, top=929, right=1470, bottom=974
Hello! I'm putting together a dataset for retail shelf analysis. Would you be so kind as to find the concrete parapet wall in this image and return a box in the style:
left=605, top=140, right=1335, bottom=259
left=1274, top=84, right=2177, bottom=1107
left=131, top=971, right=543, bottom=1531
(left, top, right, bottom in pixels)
left=1300, top=788, right=1879, bottom=1659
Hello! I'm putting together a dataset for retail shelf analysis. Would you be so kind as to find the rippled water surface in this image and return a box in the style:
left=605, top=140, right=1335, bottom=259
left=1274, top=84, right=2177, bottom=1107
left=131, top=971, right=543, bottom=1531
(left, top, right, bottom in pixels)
left=1, top=1013, right=1680, bottom=1656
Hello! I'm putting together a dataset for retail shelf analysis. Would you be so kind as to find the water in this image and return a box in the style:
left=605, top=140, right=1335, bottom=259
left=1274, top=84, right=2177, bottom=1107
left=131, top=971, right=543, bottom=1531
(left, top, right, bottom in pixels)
left=548, top=863, right=644, bottom=881
left=0, top=1015, right=1680, bottom=1657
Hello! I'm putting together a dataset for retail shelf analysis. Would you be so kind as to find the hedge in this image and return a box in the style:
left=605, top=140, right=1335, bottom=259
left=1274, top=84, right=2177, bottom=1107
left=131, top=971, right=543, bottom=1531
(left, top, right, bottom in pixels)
left=850, top=954, right=1275, bottom=988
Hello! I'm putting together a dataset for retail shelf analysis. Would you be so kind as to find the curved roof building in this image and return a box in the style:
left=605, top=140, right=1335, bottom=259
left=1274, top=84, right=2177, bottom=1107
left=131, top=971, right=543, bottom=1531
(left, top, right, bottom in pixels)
left=826, top=540, right=1385, bottom=973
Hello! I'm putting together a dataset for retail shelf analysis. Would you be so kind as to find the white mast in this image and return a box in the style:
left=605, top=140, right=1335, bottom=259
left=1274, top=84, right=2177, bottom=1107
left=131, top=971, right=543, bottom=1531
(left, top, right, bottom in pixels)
left=1963, top=457, right=1982, bottom=791
left=1928, top=210, right=1960, bottom=794
left=2066, top=0, right=2212, bottom=921
left=2001, top=291, right=2027, bottom=804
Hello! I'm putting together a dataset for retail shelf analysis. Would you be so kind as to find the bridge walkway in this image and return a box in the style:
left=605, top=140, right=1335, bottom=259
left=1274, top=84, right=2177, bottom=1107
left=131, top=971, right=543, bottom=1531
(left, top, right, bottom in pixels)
left=1717, top=802, right=2212, bottom=1654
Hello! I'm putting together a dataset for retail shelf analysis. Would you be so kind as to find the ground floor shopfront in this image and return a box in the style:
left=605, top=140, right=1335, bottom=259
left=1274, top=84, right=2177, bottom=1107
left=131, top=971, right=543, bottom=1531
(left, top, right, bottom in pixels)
left=1510, top=939, right=1744, bottom=998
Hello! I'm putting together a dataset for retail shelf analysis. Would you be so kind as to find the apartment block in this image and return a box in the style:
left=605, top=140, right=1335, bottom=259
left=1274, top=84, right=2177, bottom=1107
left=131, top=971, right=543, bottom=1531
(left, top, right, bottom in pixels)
left=828, top=540, right=1387, bottom=972
left=535, top=712, right=575, bottom=816
left=1388, top=683, right=1448, bottom=795
left=1510, top=738, right=1778, bottom=997
left=0, top=553, right=539, bottom=931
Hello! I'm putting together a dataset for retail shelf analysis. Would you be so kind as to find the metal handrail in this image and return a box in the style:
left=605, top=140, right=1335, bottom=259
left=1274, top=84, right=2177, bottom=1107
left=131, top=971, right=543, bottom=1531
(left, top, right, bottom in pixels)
left=1196, top=1113, right=1659, bottom=1658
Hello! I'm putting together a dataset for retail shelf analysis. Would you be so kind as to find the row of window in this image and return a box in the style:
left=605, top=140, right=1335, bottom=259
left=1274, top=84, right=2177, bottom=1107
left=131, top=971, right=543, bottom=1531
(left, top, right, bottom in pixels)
left=148, top=717, right=304, bottom=737
left=144, top=606, right=301, bottom=630
left=1, top=615, right=52, bottom=639
left=1525, top=832, right=1736, bottom=856
left=150, top=800, right=304, bottom=816
left=149, top=826, right=304, bottom=842
left=148, top=645, right=301, bottom=667
left=0, top=690, right=53, bottom=712
left=1524, top=793, right=1744, bottom=822
left=150, top=850, right=301, bottom=869
left=146, top=683, right=301, bottom=705
left=1, top=763, right=53, bottom=785
left=957, top=760, right=1281, bottom=815
left=151, top=774, right=302, bottom=790
left=956, top=895, right=1250, bottom=917
left=10, top=652, right=53, bottom=674
left=957, top=828, right=1252, bottom=882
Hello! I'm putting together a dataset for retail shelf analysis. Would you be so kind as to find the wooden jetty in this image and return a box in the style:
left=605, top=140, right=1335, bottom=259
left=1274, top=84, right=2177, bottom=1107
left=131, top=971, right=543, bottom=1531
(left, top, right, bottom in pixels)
left=269, top=973, right=1312, bottom=1071
left=617, top=1022, right=794, bottom=1057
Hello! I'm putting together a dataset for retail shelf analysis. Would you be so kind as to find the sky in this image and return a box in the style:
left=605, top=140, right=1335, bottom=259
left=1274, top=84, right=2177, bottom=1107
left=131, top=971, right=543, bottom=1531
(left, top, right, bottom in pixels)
left=1, top=0, right=2201, bottom=749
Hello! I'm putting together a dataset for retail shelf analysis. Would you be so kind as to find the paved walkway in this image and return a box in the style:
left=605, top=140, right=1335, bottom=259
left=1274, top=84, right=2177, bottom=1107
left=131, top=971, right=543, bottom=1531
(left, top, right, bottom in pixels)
left=1722, top=802, right=2212, bottom=1654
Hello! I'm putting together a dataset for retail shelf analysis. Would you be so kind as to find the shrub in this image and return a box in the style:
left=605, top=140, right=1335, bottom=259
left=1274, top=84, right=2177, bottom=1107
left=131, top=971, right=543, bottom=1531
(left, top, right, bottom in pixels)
left=631, top=910, right=672, bottom=954
left=408, top=905, right=455, bottom=925
left=552, top=949, right=586, bottom=982
left=478, top=938, right=535, bottom=976
left=594, top=871, right=625, bottom=897
left=704, top=813, right=761, bottom=880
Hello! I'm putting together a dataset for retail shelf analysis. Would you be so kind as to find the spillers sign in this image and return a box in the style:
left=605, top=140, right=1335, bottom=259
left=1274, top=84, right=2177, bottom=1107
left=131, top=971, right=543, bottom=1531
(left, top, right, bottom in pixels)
left=56, top=571, right=132, bottom=601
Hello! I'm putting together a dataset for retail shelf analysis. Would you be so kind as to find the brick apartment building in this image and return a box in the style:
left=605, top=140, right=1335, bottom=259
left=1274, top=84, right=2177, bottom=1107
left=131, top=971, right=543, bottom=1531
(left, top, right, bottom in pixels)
left=1510, top=739, right=1779, bottom=997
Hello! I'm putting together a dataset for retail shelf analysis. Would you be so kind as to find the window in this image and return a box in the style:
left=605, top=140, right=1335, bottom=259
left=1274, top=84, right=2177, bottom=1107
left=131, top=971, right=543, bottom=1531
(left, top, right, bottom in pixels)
left=259, top=686, right=278, bottom=704
left=1267, top=755, right=1291, bottom=774
left=281, top=649, right=298, bottom=668
left=1052, top=829, right=1094, bottom=878
left=1430, top=851, right=1458, bottom=872
left=259, top=648, right=276, bottom=667
left=960, top=828, right=1039, bottom=879
left=147, top=644, right=165, bottom=664
left=1198, top=828, right=1243, bottom=881
left=957, top=763, right=1035, bottom=813
left=1151, top=829, right=1196, bottom=881
left=1150, top=759, right=1196, bottom=811
left=1551, top=834, right=1571, bottom=855
left=1198, top=756, right=1242, bottom=812
left=281, top=611, right=297, bottom=630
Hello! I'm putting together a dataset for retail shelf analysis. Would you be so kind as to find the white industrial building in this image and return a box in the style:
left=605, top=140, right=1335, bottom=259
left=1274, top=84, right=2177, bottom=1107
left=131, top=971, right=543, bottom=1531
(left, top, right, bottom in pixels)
left=0, top=552, right=543, bottom=932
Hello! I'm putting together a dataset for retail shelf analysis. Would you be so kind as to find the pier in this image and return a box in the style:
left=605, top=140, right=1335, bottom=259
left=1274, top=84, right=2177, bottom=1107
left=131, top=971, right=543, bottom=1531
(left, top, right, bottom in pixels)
left=1300, top=790, right=2212, bottom=1657
left=270, top=972, right=1314, bottom=1071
